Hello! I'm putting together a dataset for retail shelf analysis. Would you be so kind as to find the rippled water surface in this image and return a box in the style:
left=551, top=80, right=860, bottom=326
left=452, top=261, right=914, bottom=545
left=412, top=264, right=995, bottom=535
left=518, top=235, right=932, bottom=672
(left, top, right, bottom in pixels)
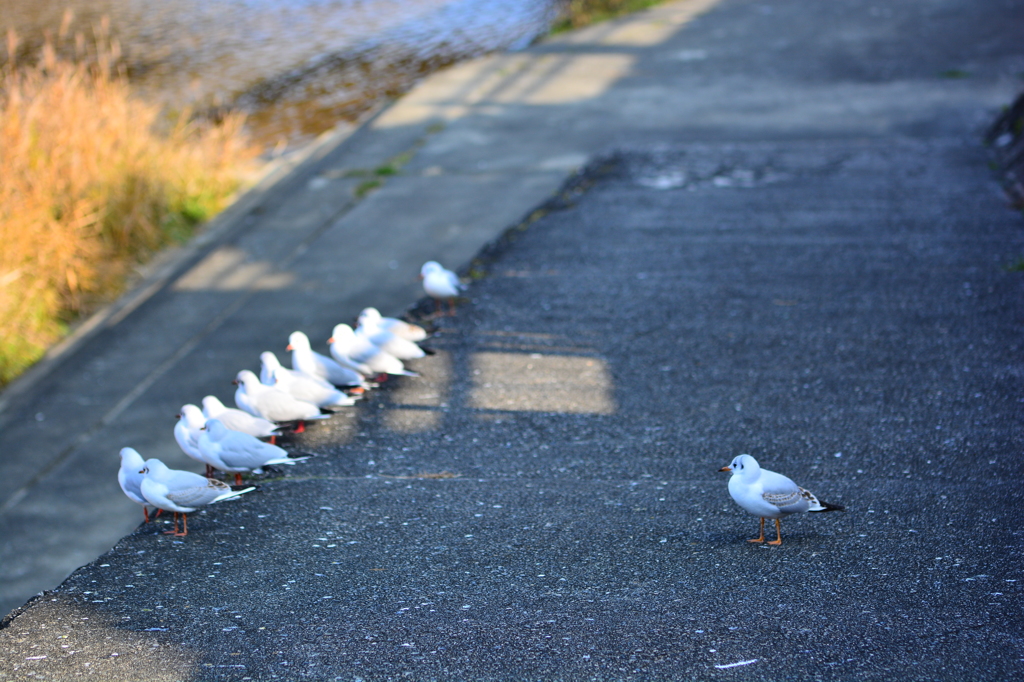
left=4, top=0, right=563, bottom=146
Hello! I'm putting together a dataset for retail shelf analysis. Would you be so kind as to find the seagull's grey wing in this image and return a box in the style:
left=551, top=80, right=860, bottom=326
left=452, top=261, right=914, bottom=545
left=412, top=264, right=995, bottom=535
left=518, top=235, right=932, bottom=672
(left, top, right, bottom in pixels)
left=254, top=389, right=317, bottom=421
left=218, top=433, right=282, bottom=469
left=167, top=479, right=231, bottom=507
left=760, top=470, right=809, bottom=513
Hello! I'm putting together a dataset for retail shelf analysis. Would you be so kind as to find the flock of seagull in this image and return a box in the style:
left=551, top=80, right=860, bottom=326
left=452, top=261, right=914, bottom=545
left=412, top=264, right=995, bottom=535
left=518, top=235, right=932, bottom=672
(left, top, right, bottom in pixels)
left=115, top=256, right=843, bottom=545
left=116, top=261, right=465, bottom=536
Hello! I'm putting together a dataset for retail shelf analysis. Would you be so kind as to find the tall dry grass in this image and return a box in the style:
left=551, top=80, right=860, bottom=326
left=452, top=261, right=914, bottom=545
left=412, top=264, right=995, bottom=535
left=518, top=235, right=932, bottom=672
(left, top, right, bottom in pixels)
left=0, top=16, right=259, bottom=386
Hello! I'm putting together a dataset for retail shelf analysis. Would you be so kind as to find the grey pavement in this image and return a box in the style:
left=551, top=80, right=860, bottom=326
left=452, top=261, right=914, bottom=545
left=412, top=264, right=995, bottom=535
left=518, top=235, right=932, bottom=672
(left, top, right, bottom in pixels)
left=2, top=0, right=1024, bottom=678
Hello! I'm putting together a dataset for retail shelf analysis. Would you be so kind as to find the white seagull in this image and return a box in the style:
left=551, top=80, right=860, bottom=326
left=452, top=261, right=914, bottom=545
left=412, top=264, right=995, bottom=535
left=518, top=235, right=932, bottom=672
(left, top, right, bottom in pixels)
left=118, top=447, right=156, bottom=523
left=233, top=369, right=328, bottom=425
left=287, top=331, right=368, bottom=388
left=139, top=457, right=255, bottom=536
left=260, top=351, right=358, bottom=409
left=198, top=418, right=310, bottom=486
left=420, top=261, right=465, bottom=316
left=329, top=324, right=418, bottom=377
left=201, top=395, right=281, bottom=440
left=719, top=454, right=844, bottom=545
left=356, top=311, right=429, bottom=361
left=357, top=307, right=428, bottom=342
left=174, top=404, right=212, bottom=475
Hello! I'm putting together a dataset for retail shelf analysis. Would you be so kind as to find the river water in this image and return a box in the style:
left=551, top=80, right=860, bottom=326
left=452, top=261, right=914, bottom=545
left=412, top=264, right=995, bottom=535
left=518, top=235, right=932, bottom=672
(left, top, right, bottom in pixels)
left=3, top=0, right=564, bottom=147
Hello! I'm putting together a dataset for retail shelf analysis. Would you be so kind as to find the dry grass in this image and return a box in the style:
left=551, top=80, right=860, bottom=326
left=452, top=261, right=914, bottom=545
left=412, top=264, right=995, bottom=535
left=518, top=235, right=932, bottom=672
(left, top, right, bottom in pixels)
left=0, top=16, right=259, bottom=386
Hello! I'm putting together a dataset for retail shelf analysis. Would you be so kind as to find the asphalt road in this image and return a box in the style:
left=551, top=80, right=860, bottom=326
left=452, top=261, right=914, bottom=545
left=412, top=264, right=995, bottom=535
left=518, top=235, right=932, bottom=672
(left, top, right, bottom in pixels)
left=2, top=0, right=1024, bottom=679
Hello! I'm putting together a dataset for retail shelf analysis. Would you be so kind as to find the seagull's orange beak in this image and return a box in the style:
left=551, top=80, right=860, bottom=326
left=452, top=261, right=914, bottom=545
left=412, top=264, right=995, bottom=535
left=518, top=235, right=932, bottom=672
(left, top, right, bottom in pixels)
left=231, top=379, right=238, bottom=385
left=286, top=344, right=294, bottom=351
left=327, top=337, right=334, bottom=344
left=718, top=466, right=732, bottom=472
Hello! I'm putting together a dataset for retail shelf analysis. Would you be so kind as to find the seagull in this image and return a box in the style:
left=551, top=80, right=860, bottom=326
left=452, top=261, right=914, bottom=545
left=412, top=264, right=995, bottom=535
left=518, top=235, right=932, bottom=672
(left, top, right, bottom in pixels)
left=233, top=369, right=329, bottom=428
left=139, top=458, right=255, bottom=536
left=287, top=330, right=368, bottom=388
left=420, top=261, right=465, bottom=316
left=357, top=307, right=428, bottom=342
left=201, top=395, right=281, bottom=440
left=260, top=352, right=359, bottom=409
left=174, top=404, right=213, bottom=475
left=330, top=324, right=418, bottom=378
left=356, top=312, right=430, bottom=361
left=719, top=454, right=844, bottom=545
left=118, top=447, right=158, bottom=523
left=198, top=418, right=310, bottom=486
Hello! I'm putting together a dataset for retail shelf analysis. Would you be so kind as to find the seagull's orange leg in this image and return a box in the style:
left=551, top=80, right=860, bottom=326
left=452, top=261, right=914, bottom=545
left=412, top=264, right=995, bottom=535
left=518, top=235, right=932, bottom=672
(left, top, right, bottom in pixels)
left=143, top=508, right=150, bottom=523
left=175, top=514, right=189, bottom=537
left=448, top=297, right=457, bottom=316
left=294, top=421, right=306, bottom=434
left=163, top=512, right=180, bottom=535
left=748, top=517, right=766, bottom=543
left=235, top=473, right=243, bottom=486
left=269, top=435, right=277, bottom=445
left=768, top=518, right=783, bottom=545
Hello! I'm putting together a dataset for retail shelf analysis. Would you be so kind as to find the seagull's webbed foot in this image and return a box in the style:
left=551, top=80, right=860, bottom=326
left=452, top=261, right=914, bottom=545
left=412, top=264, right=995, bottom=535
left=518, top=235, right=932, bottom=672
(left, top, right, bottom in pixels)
left=767, top=518, right=783, bottom=545
left=747, top=517, right=766, bottom=543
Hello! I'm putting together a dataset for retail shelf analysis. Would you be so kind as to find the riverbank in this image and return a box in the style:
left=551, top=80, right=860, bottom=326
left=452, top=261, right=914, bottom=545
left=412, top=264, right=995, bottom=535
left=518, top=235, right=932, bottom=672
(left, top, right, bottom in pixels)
left=0, top=25, right=258, bottom=385
left=0, top=0, right=673, bottom=391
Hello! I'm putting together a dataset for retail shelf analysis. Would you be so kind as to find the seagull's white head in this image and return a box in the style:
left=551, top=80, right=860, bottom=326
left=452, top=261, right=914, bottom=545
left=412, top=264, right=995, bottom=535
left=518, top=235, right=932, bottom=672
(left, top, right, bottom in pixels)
left=201, top=395, right=226, bottom=417
left=328, top=323, right=355, bottom=345
left=421, top=261, right=442, bottom=278
left=358, top=307, right=382, bottom=329
left=119, top=447, right=145, bottom=470
left=142, top=458, right=170, bottom=479
left=234, top=369, right=260, bottom=389
left=260, top=351, right=280, bottom=370
left=179, top=404, right=206, bottom=429
left=287, top=331, right=310, bottom=352
left=719, top=454, right=761, bottom=481
left=204, top=419, right=230, bottom=440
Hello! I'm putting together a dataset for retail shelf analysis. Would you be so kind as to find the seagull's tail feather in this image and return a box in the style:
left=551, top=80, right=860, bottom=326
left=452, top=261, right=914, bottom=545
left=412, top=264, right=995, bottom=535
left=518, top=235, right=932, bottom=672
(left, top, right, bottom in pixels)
left=212, top=486, right=256, bottom=503
left=392, top=369, right=420, bottom=377
left=801, top=487, right=845, bottom=512
left=814, top=500, right=845, bottom=512
left=420, top=346, right=437, bottom=356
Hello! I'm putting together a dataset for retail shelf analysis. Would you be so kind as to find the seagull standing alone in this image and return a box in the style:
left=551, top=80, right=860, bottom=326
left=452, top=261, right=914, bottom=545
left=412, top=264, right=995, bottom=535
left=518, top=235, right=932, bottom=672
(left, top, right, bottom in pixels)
left=420, top=261, right=465, bottom=316
left=719, top=454, right=844, bottom=545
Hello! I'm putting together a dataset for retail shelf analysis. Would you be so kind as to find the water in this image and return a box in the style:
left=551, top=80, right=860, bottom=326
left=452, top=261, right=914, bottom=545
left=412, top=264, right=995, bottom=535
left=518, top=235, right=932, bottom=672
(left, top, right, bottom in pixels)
left=3, top=0, right=563, bottom=147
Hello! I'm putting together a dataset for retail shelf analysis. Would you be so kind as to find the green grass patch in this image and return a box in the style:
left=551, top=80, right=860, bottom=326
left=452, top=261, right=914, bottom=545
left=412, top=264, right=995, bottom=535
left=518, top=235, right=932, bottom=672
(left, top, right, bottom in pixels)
left=1004, top=257, right=1024, bottom=272
left=355, top=179, right=383, bottom=198
left=551, top=0, right=666, bottom=33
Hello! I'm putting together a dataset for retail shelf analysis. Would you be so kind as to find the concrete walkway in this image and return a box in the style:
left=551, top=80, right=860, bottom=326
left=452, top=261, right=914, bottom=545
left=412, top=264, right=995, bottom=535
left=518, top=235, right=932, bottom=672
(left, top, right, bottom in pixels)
left=2, top=0, right=1023, bottom=678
